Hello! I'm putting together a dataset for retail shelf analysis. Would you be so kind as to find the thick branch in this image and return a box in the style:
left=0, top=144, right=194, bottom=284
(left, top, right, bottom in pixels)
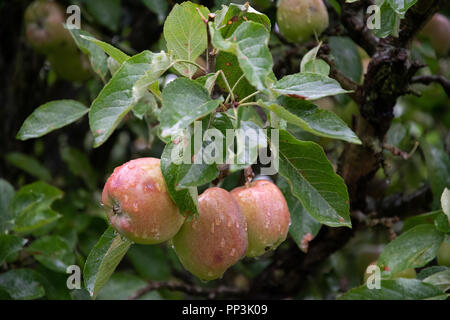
left=129, top=281, right=247, bottom=300
left=338, top=0, right=379, bottom=56
left=339, top=0, right=444, bottom=205
left=411, top=75, right=450, bottom=97
left=396, top=0, right=447, bottom=47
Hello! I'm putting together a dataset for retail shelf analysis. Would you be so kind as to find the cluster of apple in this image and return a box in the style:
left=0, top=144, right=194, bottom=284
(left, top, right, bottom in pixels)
left=102, top=158, right=291, bottom=280
left=24, top=0, right=92, bottom=81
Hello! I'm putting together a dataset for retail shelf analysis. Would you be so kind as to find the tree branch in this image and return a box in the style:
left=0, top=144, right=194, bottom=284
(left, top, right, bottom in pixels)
left=128, top=281, right=247, bottom=300
left=319, top=54, right=364, bottom=104
left=377, top=185, right=433, bottom=218
left=396, top=0, right=447, bottom=47
left=338, top=0, right=379, bottom=56
left=411, top=75, right=450, bottom=97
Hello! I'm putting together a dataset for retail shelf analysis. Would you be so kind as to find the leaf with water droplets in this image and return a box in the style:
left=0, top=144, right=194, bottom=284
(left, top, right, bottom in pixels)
left=84, top=227, right=133, bottom=299
left=276, top=130, right=351, bottom=228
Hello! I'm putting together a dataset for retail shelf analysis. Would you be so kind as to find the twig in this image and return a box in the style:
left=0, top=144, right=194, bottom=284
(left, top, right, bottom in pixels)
left=196, top=9, right=216, bottom=74
left=383, top=141, right=419, bottom=160
left=320, top=54, right=363, bottom=104
left=244, top=166, right=254, bottom=186
left=411, top=75, right=450, bottom=97
left=239, top=91, right=260, bottom=104
left=218, top=70, right=235, bottom=102
left=212, top=164, right=231, bottom=185
left=128, top=281, right=247, bottom=300
left=365, top=215, right=400, bottom=241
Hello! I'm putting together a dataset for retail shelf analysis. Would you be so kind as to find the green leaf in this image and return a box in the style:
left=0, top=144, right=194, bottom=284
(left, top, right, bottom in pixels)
left=68, top=27, right=108, bottom=81
left=328, top=37, right=362, bottom=83
left=434, top=212, right=450, bottom=233
left=278, top=176, right=321, bottom=253
left=195, top=72, right=220, bottom=95
left=35, top=265, right=72, bottom=300
left=163, top=2, right=210, bottom=78
left=234, top=120, right=267, bottom=168
left=300, top=44, right=321, bottom=73
left=10, top=182, right=62, bottom=219
left=5, top=152, right=51, bottom=182
left=422, top=141, right=450, bottom=209
left=372, top=1, right=400, bottom=38
left=273, top=73, right=351, bottom=100
left=16, top=100, right=88, bottom=140
left=299, top=43, right=330, bottom=76
left=132, top=91, right=158, bottom=120
left=27, top=235, right=75, bottom=273
left=161, top=141, right=199, bottom=217
left=96, top=272, right=162, bottom=300
left=208, top=112, right=235, bottom=135
left=215, top=2, right=271, bottom=38
left=403, top=210, right=442, bottom=232
left=378, top=224, right=445, bottom=277
left=215, top=51, right=256, bottom=100
left=260, top=97, right=361, bottom=144
left=14, top=209, right=61, bottom=234
left=10, top=182, right=63, bottom=233
left=89, top=51, right=154, bottom=147
left=0, top=235, right=26, bottom=263
left=0, top=269, right=45, bottom=300
left=177, top=163, right=219, bottom=188
left=141, top=0, right=169, bottom=24
left=127, top=245, right=171, bottom=280
left=417, top=266, right=450, bottom=280
left=60, top=147, right=97, bottom=190
left=80, top=35, right=130, bottom=64
left=0, top=179, right=15, bottom=233
left=160, top=78, right=221, bottom=138
left=174, top=120, right=224, bottom=188
left=276, top=129, right=352, bottom=227
left=85, top=0, right=121, bottom=32
left=388, top=0, right=418, bottom=15
left=132, top=51, right=173, bottom=100
left=339, top=278, right=447, bottom=300
left=386, top=122, right=407, bottom=147
left=302, top=59, right=330, bottom=76
left=107, top=56, right=121, bottom=76
left=84, top=227, right=132, bottom=299
left=423, top=270, right=450, bottom=292
left=210, top=21, right=273, bottom=91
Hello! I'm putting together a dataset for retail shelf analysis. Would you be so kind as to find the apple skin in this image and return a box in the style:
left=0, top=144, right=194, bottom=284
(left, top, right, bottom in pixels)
left=102, top=158, right=185, bottom=245
left=421, top=14, right=450, bottom=56
left=276, top=0, right=329, bottom=43
left=231, top=180, right=291, bottom=258
left=172, top=187, right=248, bottom=281
left=24, top=0, right=76, bottom=55
left=437, top=239, right=450, bottom=267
